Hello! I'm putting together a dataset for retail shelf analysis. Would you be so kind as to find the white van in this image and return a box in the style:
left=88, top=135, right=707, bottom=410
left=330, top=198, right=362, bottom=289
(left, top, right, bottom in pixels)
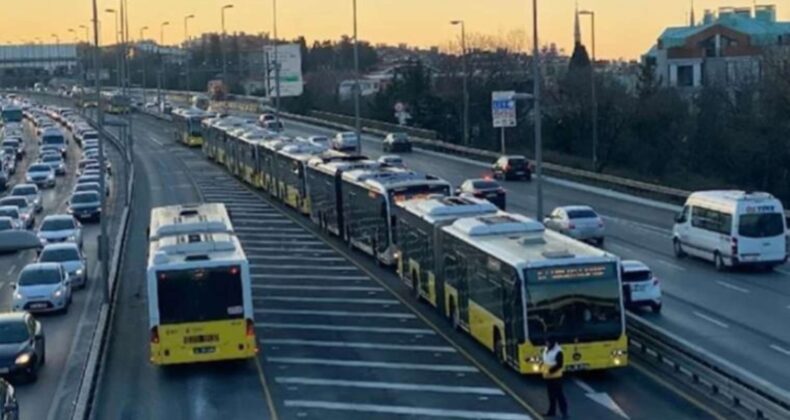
left=672, top=190, right=788, bottom=271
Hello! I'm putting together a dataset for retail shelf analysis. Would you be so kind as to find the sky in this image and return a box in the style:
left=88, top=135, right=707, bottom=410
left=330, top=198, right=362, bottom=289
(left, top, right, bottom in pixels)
left=0, top=0, right=786, bottom=59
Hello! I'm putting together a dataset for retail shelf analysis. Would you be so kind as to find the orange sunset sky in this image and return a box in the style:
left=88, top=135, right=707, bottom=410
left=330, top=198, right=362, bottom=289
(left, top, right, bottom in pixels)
left=0, top=0, right=786, bottom=59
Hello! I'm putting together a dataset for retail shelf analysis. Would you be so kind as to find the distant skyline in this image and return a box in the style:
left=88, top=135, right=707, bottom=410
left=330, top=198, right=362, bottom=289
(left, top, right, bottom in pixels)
left=0, top=1, right=786, bottom=59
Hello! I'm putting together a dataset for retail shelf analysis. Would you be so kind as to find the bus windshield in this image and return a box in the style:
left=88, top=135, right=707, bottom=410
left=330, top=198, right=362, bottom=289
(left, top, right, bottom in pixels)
left=738, top=213, right=785, bottom=238
left=525, top=262, right=622, bottom=345
left=156, top=266, right=244, bottom=324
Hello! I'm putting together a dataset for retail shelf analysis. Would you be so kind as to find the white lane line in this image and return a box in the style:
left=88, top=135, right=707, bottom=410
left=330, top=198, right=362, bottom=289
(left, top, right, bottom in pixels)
left=236, top=227, right=303, bottom=233
left=654, top=259, right=687, bottom=271
left=256, top=309, right=414, bottom=319
left=148, top=137, right=163, bottom=146
left=256, top=296, right=397, bottom=305
left=6, top=265, right=16, bottom=276
left=262, top=338, right=454, bottom=353
left=769, top=344, right=790, bottom=357
left=257, top=322, right=434, bottom=335
left=268, top=358, right=477, bottom=373
left=282, top=401, right=529, bottom=420
left=250, top=264, right=356, bottom=271
left=245, top=247, right=337, bottom=255
left=573, top=378, right=595, bottom=393
left=241, top=239, right=324, bottom=246
left=276, top=377, right=504, bottom=395
left=253, top=285, right=382, bottom=292
left=250, top=255, right=345, bottom=263
left=692, top=311, right=730, bottom=329
left=716, top=280, right=750, bottom=294
left=252, top=274, right=368, bottom=281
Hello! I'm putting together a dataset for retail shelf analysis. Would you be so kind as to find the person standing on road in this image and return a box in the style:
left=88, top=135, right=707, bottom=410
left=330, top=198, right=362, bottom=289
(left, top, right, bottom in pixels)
left=542, top=337, right=568, bottom=418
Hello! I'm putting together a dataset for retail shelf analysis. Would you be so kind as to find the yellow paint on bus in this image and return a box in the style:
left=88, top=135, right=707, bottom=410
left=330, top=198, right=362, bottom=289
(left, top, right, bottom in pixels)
left=150, top=319, right=257, bottom=365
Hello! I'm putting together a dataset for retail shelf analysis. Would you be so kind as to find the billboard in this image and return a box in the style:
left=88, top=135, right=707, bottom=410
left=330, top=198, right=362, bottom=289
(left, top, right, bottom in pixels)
left=263, top=43, right=303, bottom=97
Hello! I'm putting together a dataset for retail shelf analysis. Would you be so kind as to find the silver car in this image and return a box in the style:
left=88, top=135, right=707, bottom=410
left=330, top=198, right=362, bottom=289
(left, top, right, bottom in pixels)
left=0, top=197, right=34, bottom=229
left=37, top=215, right=83, bottom=248
left=40, top=153, right=66, bottom=176
left=12, top=263, right=72, bottom=314
left=332, top=132, right=360, bottom=152
left=38, top=243, right=87, bottom=288
left=543, top=205, right=605, bottom=246
left=9, top=184, right=43, bottom=213
left=0, top=207, right=23, bottom=230
left=25, top=163, right=56, bottom=188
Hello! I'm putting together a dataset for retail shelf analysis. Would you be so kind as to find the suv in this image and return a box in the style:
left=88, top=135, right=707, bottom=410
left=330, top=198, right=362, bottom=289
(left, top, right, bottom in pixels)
left=621, top=260, right=662, bottom=313
left=492, top=155, right=532, bottom=181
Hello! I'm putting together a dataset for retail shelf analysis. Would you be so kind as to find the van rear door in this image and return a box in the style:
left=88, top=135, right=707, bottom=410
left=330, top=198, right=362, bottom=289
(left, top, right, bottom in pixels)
left=736, top=210, right=786, bottom=263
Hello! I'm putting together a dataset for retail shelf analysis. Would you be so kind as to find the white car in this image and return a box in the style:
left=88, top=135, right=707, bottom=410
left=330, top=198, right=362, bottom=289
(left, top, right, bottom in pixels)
left=40, top=153, right=66, bottom=176
left=304, top=135, right=331, bottom=150
left=12, top=263, right=72, bottom=313
left=25, top=163, right=56, bottom=188
left=0, top=197, right=34, bottom=229
left=543, top=205, right=605, bottom=246
left=37, top=215, right=83, bottom=248
left=38, top=243, right=87, bottom=289
left=332, top=132, right=360, bottom=152
left=377, top=154, right=405, bottom=168
left=10, top=184, right=43, bottom=213
left=0, top=206, right=24, bottom=230
left=621, top=260, right=662, bottom=313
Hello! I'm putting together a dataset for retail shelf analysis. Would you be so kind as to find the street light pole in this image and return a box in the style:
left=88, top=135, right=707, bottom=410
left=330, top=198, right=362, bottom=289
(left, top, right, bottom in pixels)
left=221, top=4, right=234, bottom=83
left=532, top=0, right=544, bottom=221
left=91, top=0, right=110, bottom=304
left=184, top=14, right=195, bottom=92
left=159, top=21, right=169, bottom=104
left=106, top=8, right=121, bottom=87
left=451, top=20, right=469, bottom=146
left=579, top=10, right=598, bottom=170
left=273, top=0, right=282, bottom=124
left=140, top=26, right=148, bottom=102
left=50, top=34, right=60, bottom=75
left=352, top=0, right=361, bottom=155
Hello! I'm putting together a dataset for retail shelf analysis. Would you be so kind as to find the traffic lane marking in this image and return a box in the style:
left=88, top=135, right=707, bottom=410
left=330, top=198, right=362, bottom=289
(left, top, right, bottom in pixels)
left=281, top=400, right=531, bottom=420
left=716, top=280, right=750, bottom=294
left=261, top=338, right=455, bottom=353
left=276, top=376, right=505, bottom=395
left=256, top=308, right=415, bottom=319
left=654, top=259, right=687, bottom=271
left=692, top=311, right=730, bottom=329
left=769, top=344, right=790, bottom=357
left=256, top=296, right=399, bottom=305
left=257, top=322, right=435, bottom=335
left=266, top=357, right=477, bottom=373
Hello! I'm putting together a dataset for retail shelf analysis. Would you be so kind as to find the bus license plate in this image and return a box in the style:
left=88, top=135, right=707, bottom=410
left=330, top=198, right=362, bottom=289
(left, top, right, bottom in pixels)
left=184, top=334, right=219, bottom=345
left=31, top=303, right=47, bottom=309
left=193, top=346, right=216, bottom=355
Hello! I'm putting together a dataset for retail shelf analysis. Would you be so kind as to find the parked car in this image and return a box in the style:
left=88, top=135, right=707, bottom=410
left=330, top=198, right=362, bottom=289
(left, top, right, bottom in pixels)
left=543, top=205, right=605, bottom=246
left=12, top=263, right=72, bottom=314
left=9, top=184, right=42, bottom=213
left=382, top=132, right=412, bottom=153
left=25, top=164, right=56, bottom=188
left=332, top=131, right=360, bottom=152
left=68, top=191, right=102, bottom=221
left=621, top=260, right=662, bottom=313
left=38, top=243, right=87, bottom=288
left=492, top=155, right=532, bottom=181
left=0, top=312, right=45, bottom=382
left=0, top=197, right=34, bottom=229
left=458, top=178, right=507, bottom=210
left=37, top=215, right=83, bottom=248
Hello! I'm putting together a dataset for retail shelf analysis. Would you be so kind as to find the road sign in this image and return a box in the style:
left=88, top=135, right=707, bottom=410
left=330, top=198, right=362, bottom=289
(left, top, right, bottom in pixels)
left=263, top=43, right=304, bottom=97
left=492, top=91, right=517, bottom=128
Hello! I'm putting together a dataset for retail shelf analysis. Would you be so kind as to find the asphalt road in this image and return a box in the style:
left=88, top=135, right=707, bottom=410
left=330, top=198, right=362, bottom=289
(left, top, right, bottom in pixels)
left=0, top=106, right=124, bottom=420
left=89, top=110, right=720, bottom=420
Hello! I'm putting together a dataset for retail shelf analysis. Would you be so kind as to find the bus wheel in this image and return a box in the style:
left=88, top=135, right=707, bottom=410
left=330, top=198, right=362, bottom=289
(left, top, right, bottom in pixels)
left=494, top=330, right=506, bottom=365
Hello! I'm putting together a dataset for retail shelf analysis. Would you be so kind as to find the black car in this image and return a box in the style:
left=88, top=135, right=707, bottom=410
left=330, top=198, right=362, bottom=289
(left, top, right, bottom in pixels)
left=492, top=155, right=532, bottom=181
left=68, top=191, right=102, bottom=221
left=0, top=312, right=45, bottom=382
left=0, top=378, right=18, bottom=419
left=458, top=178, right=507, bottom=210
left=382, top=132, right=412, bottom=153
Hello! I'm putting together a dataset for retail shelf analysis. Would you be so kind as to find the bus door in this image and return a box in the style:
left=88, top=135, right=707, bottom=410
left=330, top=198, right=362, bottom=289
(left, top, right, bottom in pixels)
left=503, top=274, right=524, bottom=366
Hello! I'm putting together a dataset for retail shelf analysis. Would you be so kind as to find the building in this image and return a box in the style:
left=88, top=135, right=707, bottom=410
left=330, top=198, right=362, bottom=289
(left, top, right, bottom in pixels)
left=645, top=4, right=790, bottom=89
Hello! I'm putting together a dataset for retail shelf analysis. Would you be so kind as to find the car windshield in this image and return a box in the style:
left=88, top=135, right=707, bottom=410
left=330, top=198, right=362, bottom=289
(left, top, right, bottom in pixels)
left=75, top=184, right=99, bottom=192
left=78, top=177, right=100, bottom=184
left=42, top=155, right=61, bottom=162
left=567, top=209, right=598, bottom=219
left=41, top=218, right=75, bottom=231
left=39, top=248, right=80, bottom=262
left=12, top=186, right=36, bottom=195
left=738, top=213, right=785, bottom=238
left=472, top=180, right=500, bottom=190
left=508, top=158, right=527, bottom=166
left=72, top=193, right=99, bottom=203
left=29, top=164, right=50, bottom=172
left=0, top=209, right=19, bottom=218
left=43, top=135, right=65, bottom=145
left=0, top=220, right=13, bottom=231
left=622, top=269, right=652, bottom=283
left=0, top=198, right=27, bottom=208
left=0, top=321, right=29, bottom=344
left=18, top=267, right=61, bottom=286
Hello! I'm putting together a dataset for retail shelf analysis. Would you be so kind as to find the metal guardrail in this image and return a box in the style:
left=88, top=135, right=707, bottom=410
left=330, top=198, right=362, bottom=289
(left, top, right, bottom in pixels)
left=628, top=314, right=790, bottom=420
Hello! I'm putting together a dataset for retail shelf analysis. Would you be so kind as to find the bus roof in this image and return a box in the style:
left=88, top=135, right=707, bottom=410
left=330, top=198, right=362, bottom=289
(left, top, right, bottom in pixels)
left=307, top=154, right=379, bottom=174
left=443, top=213, right=615, bottom=270
left=148, top=232, right=246, bottom=267
left=342, top=167, right=449, bottom=192
left=396, top=195, right=499, bottom=224
left=277, top=143, right=326, bottom=160
left=149, top=203, right=233, bottom=241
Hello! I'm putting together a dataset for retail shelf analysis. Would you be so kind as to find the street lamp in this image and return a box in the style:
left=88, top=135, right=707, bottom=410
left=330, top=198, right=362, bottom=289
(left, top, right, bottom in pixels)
left=140, top=26, right=149, bottom=100
left=159, top=21, right=170, bottom=101
left=184, top=14, right=195, bottom=91
left=352, top=0, right=361, bottom=154
left=68, top=28, right=78, bottom=43
left=51, top=34, right=60, bottom=75
left=221, top=4, right=234, bottom=82
left=578, top=9, right=598, bottom=170
left=272, top=0, right=281, bottom=124
left=450, top=20, right=469, bottom=147
left=532, top=0, right=544, bottom=221
left=79, top=24, right=90, bottom=43
left=106, top=8, right=121, bottom=87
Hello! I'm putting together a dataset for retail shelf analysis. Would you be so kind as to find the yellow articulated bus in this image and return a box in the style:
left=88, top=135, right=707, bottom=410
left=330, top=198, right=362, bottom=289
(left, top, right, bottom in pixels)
left=271, top=143, right=330, bottom=215
left=204, top=116, right=249, bottom=166
left=172, top=108, right=210, bottom=147
left=146, top=204, right=257, bottom=365
left=395, top=208, right=628, bottom=374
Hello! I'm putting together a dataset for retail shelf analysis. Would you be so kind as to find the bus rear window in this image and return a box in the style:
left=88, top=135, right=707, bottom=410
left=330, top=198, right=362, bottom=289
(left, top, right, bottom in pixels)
left=157, top=266, right=244, bottom=324
left=738, top=213, right=785, bottom=238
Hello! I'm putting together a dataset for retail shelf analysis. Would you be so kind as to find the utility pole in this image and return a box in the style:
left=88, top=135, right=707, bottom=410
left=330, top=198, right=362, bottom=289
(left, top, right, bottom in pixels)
left=532, top=0, right=544, bottom=221
left=352, top=0, right=362, bottom=155
left=159, top=21, right=169, bottom=105
left=140, top=26, right=148, bottom=103
left=273, top=0, right=281, bottom=124
left=92, top=0, right=110, bottom=304
left=221, top=4, right=234, bottom=83
left=450, top=20, right=469, bottom=146
left=579, top=9, right=598, bottom=170
left=184, top=14, right=195, bottom=92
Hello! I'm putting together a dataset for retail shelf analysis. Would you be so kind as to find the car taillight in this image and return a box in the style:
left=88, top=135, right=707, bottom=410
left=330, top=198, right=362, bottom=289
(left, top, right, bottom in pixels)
left=246, top=319, right=255, bottom=337
left=150, top=327, right=160, bottom=344
left=731, top=237, right=738, bottom=256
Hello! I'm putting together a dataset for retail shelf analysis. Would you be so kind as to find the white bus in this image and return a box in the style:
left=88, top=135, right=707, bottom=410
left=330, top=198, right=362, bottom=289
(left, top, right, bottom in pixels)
left=673, top=190, right=788, bottom=270
left=148, top=203, right=233, bottom=241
